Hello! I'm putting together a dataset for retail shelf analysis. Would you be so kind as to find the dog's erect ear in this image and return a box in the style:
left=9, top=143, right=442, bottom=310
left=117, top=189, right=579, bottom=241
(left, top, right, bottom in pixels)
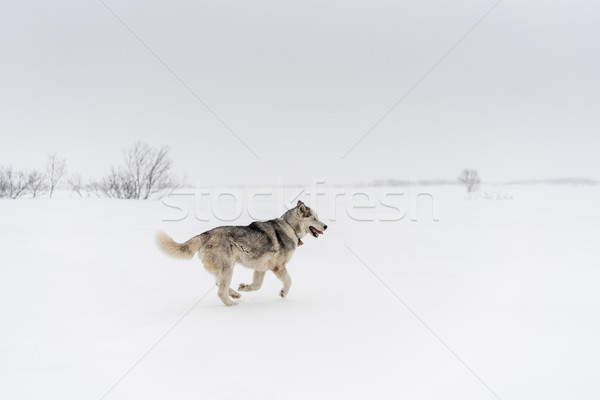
left=297, top=201, right=308, bottom=216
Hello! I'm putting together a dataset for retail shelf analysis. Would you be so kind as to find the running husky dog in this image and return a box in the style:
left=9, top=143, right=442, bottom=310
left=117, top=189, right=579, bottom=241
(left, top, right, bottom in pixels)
left=156, top=201, right=327, bottom=306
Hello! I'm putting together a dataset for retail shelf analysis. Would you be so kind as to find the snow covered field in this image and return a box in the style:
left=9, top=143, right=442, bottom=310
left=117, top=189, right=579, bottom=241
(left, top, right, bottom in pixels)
left=1, top=184, right=599, bottom=399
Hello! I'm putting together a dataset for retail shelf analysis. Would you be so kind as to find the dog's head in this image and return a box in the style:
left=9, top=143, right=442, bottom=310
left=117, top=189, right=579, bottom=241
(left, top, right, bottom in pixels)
left=293, top=200, right=328, bottom=239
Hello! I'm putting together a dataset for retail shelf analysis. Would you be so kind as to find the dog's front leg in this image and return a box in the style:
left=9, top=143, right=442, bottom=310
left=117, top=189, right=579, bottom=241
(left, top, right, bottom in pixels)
left=238, top=270, right=266, bottom=292
left=272, top=266, right=291, bottom=298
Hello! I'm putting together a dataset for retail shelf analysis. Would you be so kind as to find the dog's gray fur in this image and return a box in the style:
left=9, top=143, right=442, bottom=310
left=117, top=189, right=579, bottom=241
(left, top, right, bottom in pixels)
left=156, top=201, right=327, bottom=306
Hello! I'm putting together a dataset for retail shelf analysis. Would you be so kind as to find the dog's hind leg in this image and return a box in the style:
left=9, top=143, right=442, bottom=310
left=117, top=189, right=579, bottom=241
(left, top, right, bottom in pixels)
left=238, top=271, right=266, bottom=292
left=216, top=268, right=237, bottom=306
left=202, top=254, right=238, bottom=306
left=272, top=266, right=291, bottom=298
left=211, top=263, right=237, bottom=307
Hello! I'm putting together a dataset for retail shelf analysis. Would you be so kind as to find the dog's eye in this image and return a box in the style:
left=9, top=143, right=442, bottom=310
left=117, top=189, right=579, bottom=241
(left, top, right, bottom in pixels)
left=312, top=217, right=316, bottom=220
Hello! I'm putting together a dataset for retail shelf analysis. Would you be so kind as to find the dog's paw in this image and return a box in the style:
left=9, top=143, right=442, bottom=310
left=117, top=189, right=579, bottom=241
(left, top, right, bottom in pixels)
left=230, top=291, right=241, bottom=299
left=279, top=289, right=287, bottom=298
left=238, top=283, right=248, bottom=291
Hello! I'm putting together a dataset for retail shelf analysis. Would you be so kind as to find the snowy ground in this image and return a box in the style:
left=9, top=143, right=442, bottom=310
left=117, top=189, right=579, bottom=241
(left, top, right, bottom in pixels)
left=1, top=185, right=599, bottom=399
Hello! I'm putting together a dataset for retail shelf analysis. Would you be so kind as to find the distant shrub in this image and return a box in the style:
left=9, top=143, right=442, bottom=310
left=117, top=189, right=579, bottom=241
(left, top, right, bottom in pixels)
left=459, top=169, right=481, bottom=193
left=46, top=153, right=67, bottom=198
left=93, top=142, right=178, bottom=199
left=27, top=169, right=48, bottom=198
left=0, top=167, right=29, bottom=199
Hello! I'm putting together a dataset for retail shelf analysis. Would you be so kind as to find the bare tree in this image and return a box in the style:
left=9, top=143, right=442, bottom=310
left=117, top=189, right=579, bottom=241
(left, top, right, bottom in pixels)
left=68, top=173, right=83, bottom=197
left=0, top=167, right=29, bottom=199
left=459, top=169, right=481, bottom=193
left=100, top=167, right=134, bottom=199
left=86, top=180, right=104, bottom=199
left=27, top=169, right=48, bottom=198
left=95, top=142, right=176, bottom=199
left=0, top=171, right=6, bottom=198
left=46, top=153, right=67, bottom=198
left=140, top=144, right=174, bottom=199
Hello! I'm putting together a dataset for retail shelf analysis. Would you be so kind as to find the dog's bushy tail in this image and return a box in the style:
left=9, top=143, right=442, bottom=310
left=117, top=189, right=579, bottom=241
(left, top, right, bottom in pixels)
left=155, top=231, right=204, bottom=259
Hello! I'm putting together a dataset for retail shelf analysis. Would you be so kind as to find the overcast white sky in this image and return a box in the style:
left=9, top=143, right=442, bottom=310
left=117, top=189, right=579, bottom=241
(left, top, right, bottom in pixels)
left=1, top=0, right=599, bottom=186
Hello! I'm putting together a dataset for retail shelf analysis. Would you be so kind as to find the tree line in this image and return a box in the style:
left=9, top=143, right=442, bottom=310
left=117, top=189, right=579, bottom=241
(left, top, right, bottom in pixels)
left=0, top=142, right=178, bottom=199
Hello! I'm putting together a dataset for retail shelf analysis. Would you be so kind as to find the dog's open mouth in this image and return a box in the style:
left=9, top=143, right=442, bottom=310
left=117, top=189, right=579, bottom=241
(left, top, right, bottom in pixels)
left=309, top=226, right=324, bottom=238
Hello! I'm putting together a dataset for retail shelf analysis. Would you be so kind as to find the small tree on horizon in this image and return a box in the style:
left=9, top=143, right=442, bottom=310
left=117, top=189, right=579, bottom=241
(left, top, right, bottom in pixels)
left=68, top=173, right=83, bottom=197
left=46, top=153, right=67, bottom=198
left=96, top=142, right=177, bottom=199
left=459, top=169, right=481, bottom=193
left=0, top=167, right=29, bottom=199
left=27, top=169, right=48, bottom=198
